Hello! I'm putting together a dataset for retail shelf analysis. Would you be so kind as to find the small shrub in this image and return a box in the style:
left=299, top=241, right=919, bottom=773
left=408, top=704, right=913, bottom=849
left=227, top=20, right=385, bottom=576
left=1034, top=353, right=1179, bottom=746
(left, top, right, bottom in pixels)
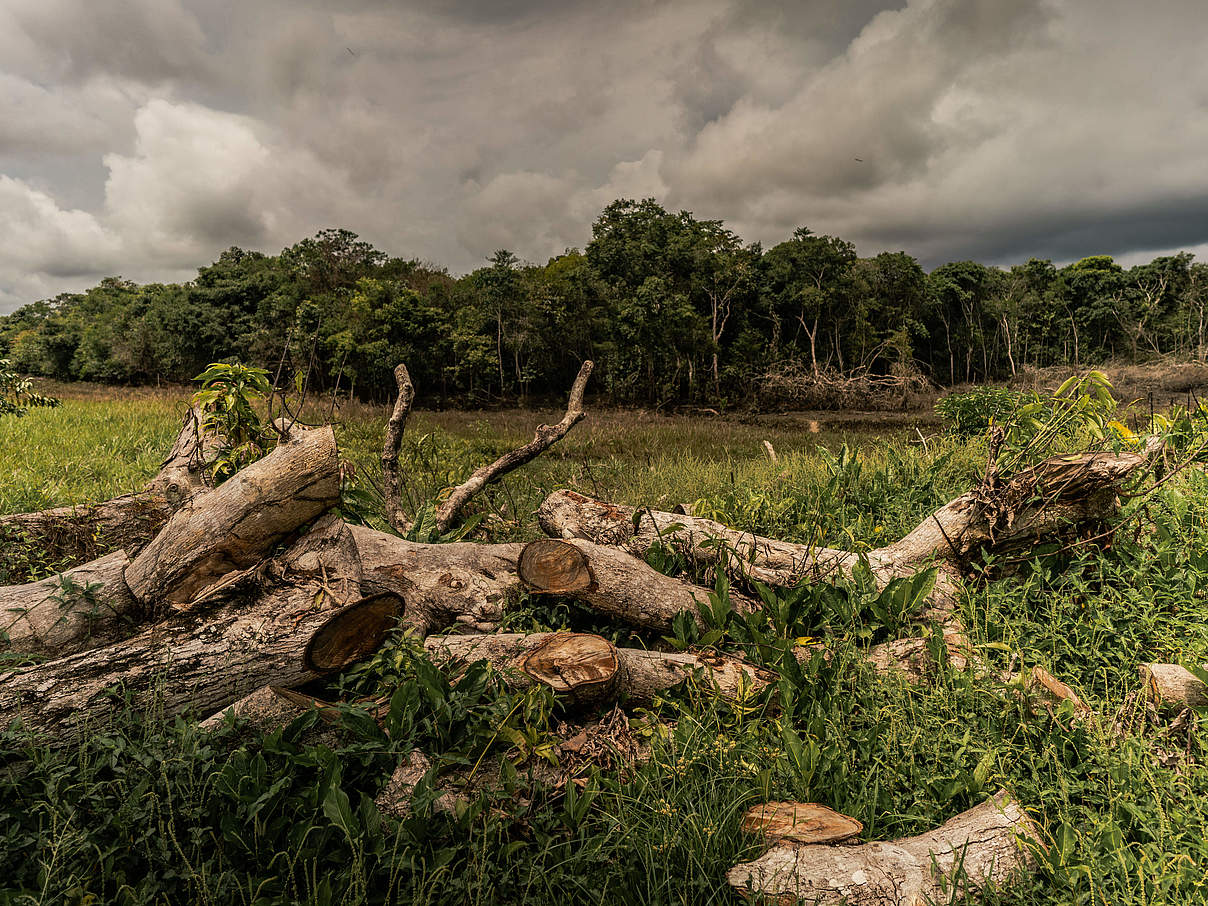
left=935, top=386, right=1029, bottom=436
left=191, top=362, right=275, bottom=482
left=0, top=358, right=59, bottom=417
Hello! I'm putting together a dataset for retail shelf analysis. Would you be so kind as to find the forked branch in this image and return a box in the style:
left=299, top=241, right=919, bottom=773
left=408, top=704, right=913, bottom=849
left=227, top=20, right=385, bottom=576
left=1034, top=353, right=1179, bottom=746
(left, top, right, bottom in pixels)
left=381, top=363, right=416, bottom=534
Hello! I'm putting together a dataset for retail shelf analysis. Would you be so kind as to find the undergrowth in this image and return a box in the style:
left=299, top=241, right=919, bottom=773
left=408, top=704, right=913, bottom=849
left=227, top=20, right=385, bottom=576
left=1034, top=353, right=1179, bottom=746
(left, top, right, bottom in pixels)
left=2, top=387, right=1208, bottom=904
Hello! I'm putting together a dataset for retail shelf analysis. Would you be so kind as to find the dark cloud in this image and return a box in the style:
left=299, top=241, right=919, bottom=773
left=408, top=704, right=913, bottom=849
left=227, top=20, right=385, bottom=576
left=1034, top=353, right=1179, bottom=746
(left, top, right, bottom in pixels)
left=1, top=0, right=1207, bottom=311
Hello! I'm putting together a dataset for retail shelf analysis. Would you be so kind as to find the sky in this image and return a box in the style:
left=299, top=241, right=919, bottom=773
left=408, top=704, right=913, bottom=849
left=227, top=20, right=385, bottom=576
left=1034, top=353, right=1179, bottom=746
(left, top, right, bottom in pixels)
left=2, top=0, right=1207, bottom=313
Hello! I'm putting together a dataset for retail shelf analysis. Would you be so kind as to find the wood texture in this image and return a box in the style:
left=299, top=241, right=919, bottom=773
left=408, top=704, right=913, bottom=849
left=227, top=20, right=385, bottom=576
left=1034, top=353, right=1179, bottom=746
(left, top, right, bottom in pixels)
left=380, top=363, right=416, bottom=534
left=728, top=790, right=1037, bottom=905
left=0, top=550, right=141, bottom=656
left=425, top=631, right=777, bottom=708
left=519, top=538, right=759, bottom=631
left=1140, top=662, right=1208, bottom=710
left=742, top=802, right=863, bottom=845
left=124, top=426, right=341, bottom=607
left=0, top=517, right=375, bottom=744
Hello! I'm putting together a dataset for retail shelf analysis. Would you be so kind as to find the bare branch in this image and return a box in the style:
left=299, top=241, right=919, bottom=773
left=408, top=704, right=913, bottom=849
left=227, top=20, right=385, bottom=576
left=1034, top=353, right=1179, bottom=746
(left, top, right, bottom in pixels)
left=381, top=363, right=416, bottom=534
left=432, top=360, right=594, bottom=534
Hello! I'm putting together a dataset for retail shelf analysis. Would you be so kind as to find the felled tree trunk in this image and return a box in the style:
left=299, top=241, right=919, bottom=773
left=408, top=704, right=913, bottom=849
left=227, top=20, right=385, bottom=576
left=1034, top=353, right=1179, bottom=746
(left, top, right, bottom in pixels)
left=518, top=538, right=759, bottom=632
left=0, top=518, right=399, bottom=745
left=425, top=631, right=778, bottom=708
left=728, top=790, right=1037, bottom=905
left=538, top=444, right=1157, bottom=589
left=0, top=406, right=217, bottom=565
left=350, top=524, right=522, bottom=636
left=124, top=426, right=341, bottom=608
left=0, top=550, right=142, bottom=657
left=1140, top=663, right=1208, bottom=710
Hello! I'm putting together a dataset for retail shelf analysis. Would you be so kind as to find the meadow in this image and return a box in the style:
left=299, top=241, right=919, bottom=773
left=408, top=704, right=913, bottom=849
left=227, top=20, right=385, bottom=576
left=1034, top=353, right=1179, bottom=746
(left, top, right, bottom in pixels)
left=3, top=384, right=1208, bottom=905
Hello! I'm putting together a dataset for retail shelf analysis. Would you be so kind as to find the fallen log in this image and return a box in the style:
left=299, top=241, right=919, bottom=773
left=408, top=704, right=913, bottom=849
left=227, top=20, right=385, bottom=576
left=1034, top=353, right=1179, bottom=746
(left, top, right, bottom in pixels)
left=381, top=360, right=593, bottom=536
left=518, top=538, right=759, bottom=632
left=425, top=631, right=778, bottom=708
left=350, top=524, right=522, bottom=636
left=123, top=426, right=341, bottom=608
left=728, top=790, right=1037, bottom=905
left=1140, top=663, right=1208, bottom=711
left=0, top=550, right=141, bottom=657
left=0, top=517, right=398, bottom=745
left=0, top=406, right=217, bottom=565
left=537, top=443, right=1158, bottom=601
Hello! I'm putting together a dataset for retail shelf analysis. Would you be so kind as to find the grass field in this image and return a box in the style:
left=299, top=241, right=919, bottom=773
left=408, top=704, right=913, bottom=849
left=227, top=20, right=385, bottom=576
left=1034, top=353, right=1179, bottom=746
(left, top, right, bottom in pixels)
left=4, top=385, right=1208, bottom=904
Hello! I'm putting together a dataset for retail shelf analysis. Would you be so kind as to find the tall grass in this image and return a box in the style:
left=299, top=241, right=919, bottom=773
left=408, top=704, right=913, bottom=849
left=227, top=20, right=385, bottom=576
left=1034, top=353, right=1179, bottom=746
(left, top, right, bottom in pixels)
left=2, top=389, right=1208, bottom=904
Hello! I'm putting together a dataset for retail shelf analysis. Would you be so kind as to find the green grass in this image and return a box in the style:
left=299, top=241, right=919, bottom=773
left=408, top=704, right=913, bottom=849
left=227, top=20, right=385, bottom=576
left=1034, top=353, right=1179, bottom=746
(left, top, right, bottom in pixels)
left=3, top=389, right=1208, bottom=904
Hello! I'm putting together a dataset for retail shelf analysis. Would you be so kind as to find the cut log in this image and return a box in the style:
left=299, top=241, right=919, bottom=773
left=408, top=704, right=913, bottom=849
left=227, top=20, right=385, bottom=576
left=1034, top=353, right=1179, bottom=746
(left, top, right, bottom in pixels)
left=741, top=802, right=863, bottom=845
left=728, top=790, right=1037, bottom=905
left=124, top=426, right=341, bottom=608
left=0, top=406, right=217, bottom=565
left=537, top=444, right=1158, bottom=601
left=350, top=524, right=522, bottom=636
left=0, top=517, right=396, bottom=745
left=376, top=750, right=463, bottom=818
left=425, top=631, right=778, bottom=708
left=518, top=538, right=759, bottom=632
left=199, top=684, right=311, bottom=731
left=0, top=550, right=141, bottom=657
left=1140, top=663, right=1208, bottom=711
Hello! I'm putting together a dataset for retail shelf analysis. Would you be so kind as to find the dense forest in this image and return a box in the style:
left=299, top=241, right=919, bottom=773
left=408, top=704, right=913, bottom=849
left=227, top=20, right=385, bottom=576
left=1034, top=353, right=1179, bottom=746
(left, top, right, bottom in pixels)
left=2, top=198, right=1206, bottom=406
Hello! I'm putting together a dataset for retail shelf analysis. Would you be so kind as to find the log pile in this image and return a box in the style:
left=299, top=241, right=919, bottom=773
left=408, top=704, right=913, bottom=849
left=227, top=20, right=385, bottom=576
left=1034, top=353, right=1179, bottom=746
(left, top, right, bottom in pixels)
left=1, top=360, right=1168, bottom=902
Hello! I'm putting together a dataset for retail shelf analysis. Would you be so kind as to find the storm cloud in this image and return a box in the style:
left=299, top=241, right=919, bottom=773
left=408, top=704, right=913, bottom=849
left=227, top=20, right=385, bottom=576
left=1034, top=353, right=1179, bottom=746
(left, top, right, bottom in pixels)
left=2, top=0, right=1206, bottom=311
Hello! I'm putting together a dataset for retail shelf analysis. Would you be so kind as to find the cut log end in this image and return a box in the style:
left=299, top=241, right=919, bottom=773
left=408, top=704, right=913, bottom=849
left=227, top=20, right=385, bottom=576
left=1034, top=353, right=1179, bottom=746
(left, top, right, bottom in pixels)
left=304, top=592, right=404, bottom=673
left=518, top=539, right=594, bottom=595
left=742, top=802, right=863, bottom=845
left=1139, top=662, right=1208, bottom=711
left=519, top=631, right=618, bottom=694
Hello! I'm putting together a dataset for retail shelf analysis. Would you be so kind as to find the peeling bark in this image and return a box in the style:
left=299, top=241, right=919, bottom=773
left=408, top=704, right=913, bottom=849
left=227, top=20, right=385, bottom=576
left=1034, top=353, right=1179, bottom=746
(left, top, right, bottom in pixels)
left=741, top=802, right=863, bottom=845
left=728, top=790, right=1038, bottom=905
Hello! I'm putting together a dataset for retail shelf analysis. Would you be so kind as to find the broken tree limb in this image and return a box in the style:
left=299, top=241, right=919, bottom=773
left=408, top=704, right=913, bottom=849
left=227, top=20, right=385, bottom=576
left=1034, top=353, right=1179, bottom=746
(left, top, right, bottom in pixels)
left=518, top=538, right=759, bottom=632
left=425, top=631, right=777, bottom=708
left=0, top=405, right=218, bottom=565
left=123, top=426, right=341, bottom=608
left=0, top=550, right=142, bottom=657
left=431, top=360, right=593, bottom=534
left=380, top=363, right=416, bottom=535
left=728, top=790, right=1038, bottom=905
left=0, top=517, right=395, bottom=745
left=1140, top=663, right=1208, bottom=711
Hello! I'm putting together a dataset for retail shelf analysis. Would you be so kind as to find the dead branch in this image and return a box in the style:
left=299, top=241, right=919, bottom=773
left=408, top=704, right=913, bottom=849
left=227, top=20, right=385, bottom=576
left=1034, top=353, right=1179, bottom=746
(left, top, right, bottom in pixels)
left=431, top=360, right=593, bottom=534
left=381, top=363, right=416, bottom=534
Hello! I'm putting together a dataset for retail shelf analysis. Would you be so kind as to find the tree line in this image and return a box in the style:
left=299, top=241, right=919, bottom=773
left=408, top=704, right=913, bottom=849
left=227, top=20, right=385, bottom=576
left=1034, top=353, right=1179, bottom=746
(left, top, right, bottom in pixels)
left=2, top=198, right=1206, bottom=406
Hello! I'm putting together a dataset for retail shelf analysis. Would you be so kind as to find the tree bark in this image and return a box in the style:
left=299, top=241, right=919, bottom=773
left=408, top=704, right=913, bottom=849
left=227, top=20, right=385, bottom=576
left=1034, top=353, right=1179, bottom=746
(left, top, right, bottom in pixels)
left=728, top=790, right=1037, bottom=905
left=425, top=631, right=778, bottom=708
left=518, top=538, right=759, bottom=632
left=537, top=443, right=1158, bottom=608
left=0, top=517, right=394, bottom=745
left=1139, top=663, right=1208, bottom=710
left=0, top=550, right=142, bottom=657
left=350, top=524, right=522, bottom=636
left=380, top=363, right=415, bottom=535
left=124, top=426, right=341, bottom=608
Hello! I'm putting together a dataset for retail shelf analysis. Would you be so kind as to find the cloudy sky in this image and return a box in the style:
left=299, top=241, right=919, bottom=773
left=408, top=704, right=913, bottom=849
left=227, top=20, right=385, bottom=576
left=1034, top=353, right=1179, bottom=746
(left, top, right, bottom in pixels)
left=1, top=0, right=1206, bottom=312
